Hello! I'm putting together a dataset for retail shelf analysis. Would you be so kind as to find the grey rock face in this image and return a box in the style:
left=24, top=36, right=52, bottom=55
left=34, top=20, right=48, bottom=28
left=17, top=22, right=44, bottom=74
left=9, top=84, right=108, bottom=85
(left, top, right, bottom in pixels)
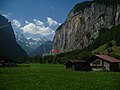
left=53, top=2, right=120, bottom=52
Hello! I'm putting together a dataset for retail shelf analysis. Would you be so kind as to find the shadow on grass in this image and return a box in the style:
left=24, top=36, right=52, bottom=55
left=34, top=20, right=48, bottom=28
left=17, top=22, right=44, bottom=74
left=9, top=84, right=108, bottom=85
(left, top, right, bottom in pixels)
left=17, top=64, right=30, bottom=67
left=0, top=64, right=30, bottom=67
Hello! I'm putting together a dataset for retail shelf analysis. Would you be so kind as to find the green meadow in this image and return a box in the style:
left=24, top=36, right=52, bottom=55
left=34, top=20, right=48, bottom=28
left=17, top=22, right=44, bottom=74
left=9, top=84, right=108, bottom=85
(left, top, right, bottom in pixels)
left=0, top=64, right=120, bottom=90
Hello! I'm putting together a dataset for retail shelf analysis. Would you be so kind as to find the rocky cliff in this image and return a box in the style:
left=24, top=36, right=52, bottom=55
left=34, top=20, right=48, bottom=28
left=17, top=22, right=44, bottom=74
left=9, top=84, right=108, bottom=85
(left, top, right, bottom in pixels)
left=53, top=0, right=120, bottom=52
left=0, top=14, right=28, bottom=59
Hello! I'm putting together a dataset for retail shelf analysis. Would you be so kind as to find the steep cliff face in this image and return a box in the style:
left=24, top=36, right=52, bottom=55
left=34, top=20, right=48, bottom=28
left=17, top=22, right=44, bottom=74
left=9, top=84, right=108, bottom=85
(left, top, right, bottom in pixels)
left=53, top=1, right=120, bottom=52
left=0, top=14, right=28, bottom=59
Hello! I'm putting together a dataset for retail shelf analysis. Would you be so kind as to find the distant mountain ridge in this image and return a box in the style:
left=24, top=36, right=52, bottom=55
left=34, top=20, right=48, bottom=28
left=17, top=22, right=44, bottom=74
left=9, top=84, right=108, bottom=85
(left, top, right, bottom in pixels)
left=0, top=14, right=28, bottom=59
left=30, top=41, right=52, bottom=57
left=15, top=32, right=49, bottom=55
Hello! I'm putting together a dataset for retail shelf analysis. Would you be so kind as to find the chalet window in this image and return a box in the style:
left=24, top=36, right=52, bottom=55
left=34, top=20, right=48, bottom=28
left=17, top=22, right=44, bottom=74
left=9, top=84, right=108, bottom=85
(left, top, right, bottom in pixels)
left=92, top=59, right=101, bottom=65
left=91, top=59, right=102, bottom=66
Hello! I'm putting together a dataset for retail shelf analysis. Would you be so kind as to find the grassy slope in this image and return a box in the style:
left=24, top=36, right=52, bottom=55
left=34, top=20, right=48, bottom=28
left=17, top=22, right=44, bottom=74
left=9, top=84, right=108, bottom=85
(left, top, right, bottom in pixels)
left=0, top=64, right=120, bottom=90
left=92, top=40, right=120, bottom=58
left=91, top=24, right=120, bottom=59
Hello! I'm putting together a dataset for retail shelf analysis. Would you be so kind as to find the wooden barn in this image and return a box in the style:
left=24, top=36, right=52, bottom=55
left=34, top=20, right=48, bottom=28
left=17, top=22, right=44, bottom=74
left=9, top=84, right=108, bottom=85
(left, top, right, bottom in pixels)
left=0, top=59, right=17, bottom=67
left=64, top=60, right=91, bottom=71
left=87, top=55, right=120, bottom=71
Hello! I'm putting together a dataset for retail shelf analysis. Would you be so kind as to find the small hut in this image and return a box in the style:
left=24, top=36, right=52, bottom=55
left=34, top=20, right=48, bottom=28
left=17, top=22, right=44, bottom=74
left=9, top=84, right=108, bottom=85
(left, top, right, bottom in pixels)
left=0, top=59, right=17, bottom=67
left=65, top=60, right=91, bottom=71
left=87, top=55, right=120, bottom=71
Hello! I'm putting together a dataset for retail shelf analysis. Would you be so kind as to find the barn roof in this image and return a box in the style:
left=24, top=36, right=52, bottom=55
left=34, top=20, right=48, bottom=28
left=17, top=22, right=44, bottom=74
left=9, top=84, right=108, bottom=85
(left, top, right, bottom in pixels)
left=95, top=55, right=120, bottom=63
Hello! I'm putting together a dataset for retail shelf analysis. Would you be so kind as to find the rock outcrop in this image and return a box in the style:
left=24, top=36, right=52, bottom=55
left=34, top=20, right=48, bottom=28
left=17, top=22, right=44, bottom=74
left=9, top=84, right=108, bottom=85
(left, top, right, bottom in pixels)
left=0, top=14, right=28, bottom=59
left=53, top=0, right=120, bottom=52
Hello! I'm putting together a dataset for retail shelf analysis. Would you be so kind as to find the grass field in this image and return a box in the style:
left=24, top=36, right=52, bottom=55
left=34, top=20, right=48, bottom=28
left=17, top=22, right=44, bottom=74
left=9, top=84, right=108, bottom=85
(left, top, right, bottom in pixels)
left=0, top=64, right=120, bottom=90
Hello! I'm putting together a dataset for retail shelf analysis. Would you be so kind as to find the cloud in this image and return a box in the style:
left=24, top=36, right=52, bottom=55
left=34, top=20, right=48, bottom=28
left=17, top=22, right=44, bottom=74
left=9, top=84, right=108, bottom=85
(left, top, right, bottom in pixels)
left=33, top=19, right=44, bottom=26
left=12, top=19, right=21, bottom=28
left=47, top=17, right=59, bottom=27
left=25, top=20, right=29, bottom=24
left=2, top=14, right=8, bottom=18
left=11, top=18, right=60, bottom=36
left=21, top=19, right=54, bottom=36
left=59, top=23, right=61, bottom=26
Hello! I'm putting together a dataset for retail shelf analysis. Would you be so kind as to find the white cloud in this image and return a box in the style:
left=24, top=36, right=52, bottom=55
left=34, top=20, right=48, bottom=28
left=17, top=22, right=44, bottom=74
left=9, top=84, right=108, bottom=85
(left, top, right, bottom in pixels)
left=59, top=23, right=61, bottom=26
left=2, top=14, right=8, bottom=18
left=33, top=19, right=44, bottom=26
left=12, top=19, right=21, bottom=28
left=25, top=20, right=29, bottom=24
left=52, top=30, right=55, bottom=34
left=47, top=17, right=58, bottom=27
left=21, top=19, right=54, bottom=36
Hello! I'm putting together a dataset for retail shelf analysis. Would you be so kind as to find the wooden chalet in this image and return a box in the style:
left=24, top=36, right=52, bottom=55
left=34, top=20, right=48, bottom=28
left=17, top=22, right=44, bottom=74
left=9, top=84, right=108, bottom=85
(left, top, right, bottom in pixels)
left=0, top=59, right=17, bottom=67
left=87, top=55, right=120, bottom=71
left=65, top=60, right=91, bottom=71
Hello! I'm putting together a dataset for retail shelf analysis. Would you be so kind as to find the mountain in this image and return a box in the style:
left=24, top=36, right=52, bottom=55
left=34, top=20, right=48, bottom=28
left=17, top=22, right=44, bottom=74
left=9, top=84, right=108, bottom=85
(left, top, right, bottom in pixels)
left=55, top=24, right=120, bottom=60
left=53, top=0, right=120, bottom=53
left=0, top=14, right=28, bottom=59
left=15, top=32, right=33, bottom=55
left=91, top=24, right=120, bottom=57
left=30, top=41, right=52, bottom=57
left=15, top=32, right=49, bottom=55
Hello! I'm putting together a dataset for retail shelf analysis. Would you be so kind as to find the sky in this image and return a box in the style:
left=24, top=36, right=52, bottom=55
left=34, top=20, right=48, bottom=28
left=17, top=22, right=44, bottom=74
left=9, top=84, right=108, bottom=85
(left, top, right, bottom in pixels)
left=0, top=0, right=86, bottom=40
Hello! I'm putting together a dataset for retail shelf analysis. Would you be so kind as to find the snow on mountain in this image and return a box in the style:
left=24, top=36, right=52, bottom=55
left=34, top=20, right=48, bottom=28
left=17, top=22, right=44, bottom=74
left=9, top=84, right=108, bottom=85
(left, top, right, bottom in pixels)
left=15, top=32, right=49, bottom=55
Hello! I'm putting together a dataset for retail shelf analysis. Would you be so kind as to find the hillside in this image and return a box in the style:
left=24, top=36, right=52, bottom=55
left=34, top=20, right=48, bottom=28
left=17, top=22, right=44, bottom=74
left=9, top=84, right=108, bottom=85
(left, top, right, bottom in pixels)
left=54, top=24, right=120, bottom=61
left=0, top=14, right=28, bottom=60
left=91, top=25, right=120, bottom=58
left=30, top=41, right=52, bottom=57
